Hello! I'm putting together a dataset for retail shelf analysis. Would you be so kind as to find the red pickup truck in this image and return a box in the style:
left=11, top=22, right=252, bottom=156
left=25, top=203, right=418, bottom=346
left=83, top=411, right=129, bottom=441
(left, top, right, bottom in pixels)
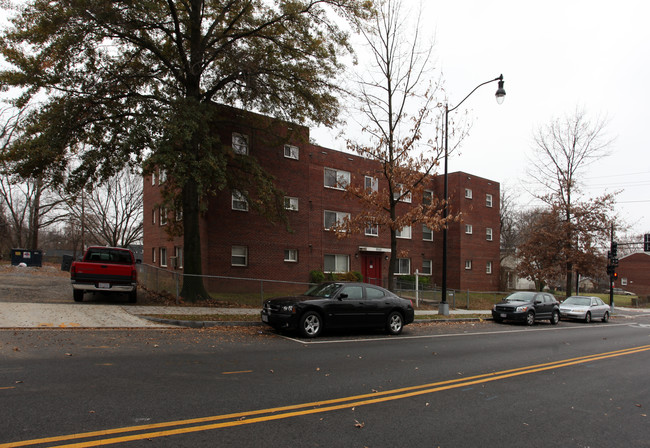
left=70, top=246, right=140, bottom=303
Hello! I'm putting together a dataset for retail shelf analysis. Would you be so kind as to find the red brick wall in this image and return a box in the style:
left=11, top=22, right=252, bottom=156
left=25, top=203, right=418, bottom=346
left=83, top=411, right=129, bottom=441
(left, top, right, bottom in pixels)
left=617, top=253, right=650, bottom=297
left=142, top=106, right=501, bottom=291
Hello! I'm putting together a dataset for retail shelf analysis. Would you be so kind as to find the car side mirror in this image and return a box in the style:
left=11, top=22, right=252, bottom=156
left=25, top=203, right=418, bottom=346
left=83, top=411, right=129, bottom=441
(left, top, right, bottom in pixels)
left=338, top=293, right=348, bottom=300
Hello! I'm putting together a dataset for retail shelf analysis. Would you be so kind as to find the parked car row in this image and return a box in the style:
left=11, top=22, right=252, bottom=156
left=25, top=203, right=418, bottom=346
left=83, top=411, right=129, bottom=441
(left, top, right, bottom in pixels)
left=492, top=291, right=611, bottom=325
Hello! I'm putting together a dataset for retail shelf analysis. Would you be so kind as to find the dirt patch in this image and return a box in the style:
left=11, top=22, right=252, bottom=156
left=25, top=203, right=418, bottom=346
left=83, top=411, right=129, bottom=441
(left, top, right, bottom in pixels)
left=0, top=264, right=72, bottom=303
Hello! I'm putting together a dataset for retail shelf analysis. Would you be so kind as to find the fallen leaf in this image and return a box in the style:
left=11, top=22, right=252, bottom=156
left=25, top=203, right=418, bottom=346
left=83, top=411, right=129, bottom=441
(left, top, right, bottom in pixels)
left=354, top=420, right=365, bottom=428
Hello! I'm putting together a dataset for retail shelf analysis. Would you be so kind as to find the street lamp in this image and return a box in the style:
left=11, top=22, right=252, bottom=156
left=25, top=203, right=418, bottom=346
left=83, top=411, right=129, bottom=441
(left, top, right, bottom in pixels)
left=439, top=74, right=505, bottom=316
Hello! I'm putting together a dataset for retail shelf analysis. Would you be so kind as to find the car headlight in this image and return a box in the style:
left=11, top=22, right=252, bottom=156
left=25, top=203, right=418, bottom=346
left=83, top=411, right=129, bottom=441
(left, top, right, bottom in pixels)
left=281, top=305, right=295, bottom=313
left=515, top=305, right=529, bottom=313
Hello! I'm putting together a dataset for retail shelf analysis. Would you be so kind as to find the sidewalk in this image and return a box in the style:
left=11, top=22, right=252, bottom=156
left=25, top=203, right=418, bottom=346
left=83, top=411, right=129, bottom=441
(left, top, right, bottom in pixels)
left=0, top=303, right=492, bottom=329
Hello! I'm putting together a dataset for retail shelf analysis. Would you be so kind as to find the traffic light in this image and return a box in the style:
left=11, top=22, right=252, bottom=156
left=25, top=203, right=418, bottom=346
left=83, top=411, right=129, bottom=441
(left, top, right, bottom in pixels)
left=613, top=272, right=618, bottom=280
left=611, top=241, right=618, bottom=258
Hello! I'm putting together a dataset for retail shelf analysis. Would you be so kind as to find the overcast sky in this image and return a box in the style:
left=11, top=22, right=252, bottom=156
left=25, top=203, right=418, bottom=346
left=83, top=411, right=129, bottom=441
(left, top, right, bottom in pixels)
left=313, top=0, right=649, bottom=242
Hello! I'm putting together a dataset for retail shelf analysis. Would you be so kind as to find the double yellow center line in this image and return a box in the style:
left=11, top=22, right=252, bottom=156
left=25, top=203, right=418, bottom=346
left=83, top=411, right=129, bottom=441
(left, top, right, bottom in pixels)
left=3, top=344, right=649, bottom=447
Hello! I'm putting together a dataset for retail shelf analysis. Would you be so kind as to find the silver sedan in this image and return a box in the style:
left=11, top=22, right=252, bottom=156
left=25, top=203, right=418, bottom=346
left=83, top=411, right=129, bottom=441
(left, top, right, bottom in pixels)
left=559, top=296, right=610, bottom=323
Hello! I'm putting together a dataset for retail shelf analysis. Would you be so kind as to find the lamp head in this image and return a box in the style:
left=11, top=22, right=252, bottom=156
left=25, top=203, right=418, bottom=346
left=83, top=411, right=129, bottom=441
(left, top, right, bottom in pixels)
left=495, top=74, right=506, bottom=105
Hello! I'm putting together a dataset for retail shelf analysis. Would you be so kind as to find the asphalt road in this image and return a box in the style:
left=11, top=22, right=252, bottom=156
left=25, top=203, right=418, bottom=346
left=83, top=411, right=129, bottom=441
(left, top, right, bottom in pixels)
left=2, top=316, right=649, bottom=447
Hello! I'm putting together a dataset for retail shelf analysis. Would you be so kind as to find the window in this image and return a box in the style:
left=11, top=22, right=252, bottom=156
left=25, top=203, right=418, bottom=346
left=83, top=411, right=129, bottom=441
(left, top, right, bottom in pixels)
left=175, top=208, right=183, bottom=222
left=159, top=169, right=167, bottom=184
left=324, top=168, right=350, bottom=189
left=486, top=228, right=493, bottom=241
left=423, top=190, right=433, bottom=206
left=284, top=144, right=299, bottom=160
left=284, top=196, right=299, bottom=211
left=465, top=260, right=472, bottom=270
left=465, top=224, right=473, bottom=234
left=366, top=286, right=386, bottom=299
left=393, top=184, right=412, bottom=203
left=231, top=246, right=248, bottom=266
left=151, top=171, right=157, bottom=185
left=160, top=247, right=167, bottom=267
left=486, top=194, right=493, bottom=207
left=422, top=225, right=433, bottom=241
left=232, top=132, right=249, bottom=155
left=396, top=258, right=411, bottom=275
left=486, top=261, right=492, bottom=274
left=160, top=207, right=167, bottom=226
left=152, top=209, right=156, bottom=225
left=151, top=248, right=156, bottom=263
left=341, top=285, right=363, bottom=300
left=465, top=188, right=473, bottom=199
left=174, top=246, right=183, bottom=269
left=324, top=210, right=350, bottom=230
left=324, top=254, right=349, bottom=273
left=396, top=225, right=412, bottom=239
left=232, top=190, right=248, bottom=211
left=284, top=249, right=298, bottom=262
left=422, top=260, right=432, bottom=275
left=365, top=223, right=378, bottom=236
left=365, top=176, right=378, bottom=192
left=621, top=277, right=628, bottom=286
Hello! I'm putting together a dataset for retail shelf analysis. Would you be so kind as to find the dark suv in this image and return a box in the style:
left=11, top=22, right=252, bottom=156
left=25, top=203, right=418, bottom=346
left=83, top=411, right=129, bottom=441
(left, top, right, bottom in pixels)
left=492, top=291, right=560, bottom=326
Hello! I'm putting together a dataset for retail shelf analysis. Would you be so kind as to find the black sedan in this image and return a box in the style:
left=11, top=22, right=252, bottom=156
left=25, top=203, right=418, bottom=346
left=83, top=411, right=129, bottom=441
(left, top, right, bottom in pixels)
left=261, top=282, right=415, bottom=338
left=492, top=291, right=560, bottom=326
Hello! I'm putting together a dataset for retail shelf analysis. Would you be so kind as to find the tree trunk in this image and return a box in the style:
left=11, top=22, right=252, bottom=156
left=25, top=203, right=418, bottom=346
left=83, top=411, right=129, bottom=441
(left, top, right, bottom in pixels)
left=179, top=177, right=210, bottom=301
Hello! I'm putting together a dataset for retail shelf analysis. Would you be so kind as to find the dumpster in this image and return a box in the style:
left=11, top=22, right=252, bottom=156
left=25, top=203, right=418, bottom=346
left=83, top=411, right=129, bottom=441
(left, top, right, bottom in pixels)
left=10, top=249, right=43, bottom=267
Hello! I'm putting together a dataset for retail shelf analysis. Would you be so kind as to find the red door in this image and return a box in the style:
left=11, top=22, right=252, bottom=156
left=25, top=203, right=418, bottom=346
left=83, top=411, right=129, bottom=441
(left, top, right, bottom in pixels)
left=361, top=254, right=382, bottom=286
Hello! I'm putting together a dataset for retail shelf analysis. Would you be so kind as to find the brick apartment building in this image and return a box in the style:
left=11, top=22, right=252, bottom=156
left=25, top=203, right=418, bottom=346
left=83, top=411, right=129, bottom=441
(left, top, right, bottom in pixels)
left=616, top=252, right=650, bottom=297
left=143, top=105, right=501, bottom=292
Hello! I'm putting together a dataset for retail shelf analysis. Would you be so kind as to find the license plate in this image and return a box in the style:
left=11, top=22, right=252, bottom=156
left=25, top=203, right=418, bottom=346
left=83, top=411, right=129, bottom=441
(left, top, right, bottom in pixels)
left=98, top=282, right=110, bottom=289
left=261, top=314, right=268, bottom=322
left=500, top=313, right=506, bottom=318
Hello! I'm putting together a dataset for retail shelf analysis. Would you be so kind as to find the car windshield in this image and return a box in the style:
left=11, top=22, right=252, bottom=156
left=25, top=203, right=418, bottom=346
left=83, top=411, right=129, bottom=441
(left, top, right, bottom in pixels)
left=564, top=297, right=591, bottom=306
left=304, top=283, right=342, bottom=298
left=503, top=292, right=536, bottom=303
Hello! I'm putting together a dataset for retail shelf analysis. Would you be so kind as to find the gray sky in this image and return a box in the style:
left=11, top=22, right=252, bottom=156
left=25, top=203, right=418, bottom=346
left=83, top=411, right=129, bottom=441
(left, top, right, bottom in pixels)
left=313, top=0, right=649, bottom=241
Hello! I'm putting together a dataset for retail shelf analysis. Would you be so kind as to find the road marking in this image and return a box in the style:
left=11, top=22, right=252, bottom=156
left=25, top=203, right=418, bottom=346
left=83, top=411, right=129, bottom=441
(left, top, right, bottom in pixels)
left=281, top=322, right=632, bottom=344
left=2, top=344, right=649, bottom=448
left=221, top=370, right=253, bottom=375
left=0, top=387, right=15, bottom=390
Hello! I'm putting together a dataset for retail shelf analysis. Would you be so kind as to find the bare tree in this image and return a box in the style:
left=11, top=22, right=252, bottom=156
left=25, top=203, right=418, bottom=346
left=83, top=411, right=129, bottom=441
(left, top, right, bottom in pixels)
left=335, top=0, right=447, bottom=290
left=527, top=108, right=616, bottom=297
left=67, top=168, right=143, bottom=248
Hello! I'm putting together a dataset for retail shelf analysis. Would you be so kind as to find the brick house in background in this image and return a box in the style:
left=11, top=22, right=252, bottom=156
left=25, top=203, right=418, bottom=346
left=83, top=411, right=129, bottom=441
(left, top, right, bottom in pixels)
left=616, top=253, right=650, bottom=297
left=143, top=105, right=501, bottom=292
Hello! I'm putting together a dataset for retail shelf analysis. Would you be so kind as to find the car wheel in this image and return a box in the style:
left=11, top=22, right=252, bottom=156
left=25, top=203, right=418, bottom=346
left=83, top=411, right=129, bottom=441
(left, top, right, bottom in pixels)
left=584, top=312, right=591, bottom=323
left=601, top=311, right=609, bottom=323
left=299, top=311, right=322, bottom=338
left=525, top=311, right=535, bottom=326
left=386, top=311, right=404, bottom=335
left=550, top=310, right=560, bottom=325
left=128, top=289, right=137, bottom=303
left=73, top=290, right=84, bottom=302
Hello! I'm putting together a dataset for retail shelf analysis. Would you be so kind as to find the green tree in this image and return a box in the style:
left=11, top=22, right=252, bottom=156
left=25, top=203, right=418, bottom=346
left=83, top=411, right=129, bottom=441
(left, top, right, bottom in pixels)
left=0, top=0, right=372, bottom=300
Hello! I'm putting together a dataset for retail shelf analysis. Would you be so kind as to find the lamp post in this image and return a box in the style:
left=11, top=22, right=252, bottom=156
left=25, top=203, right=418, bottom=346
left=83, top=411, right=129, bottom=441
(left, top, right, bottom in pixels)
left=439, top=74, right=505, bottom=316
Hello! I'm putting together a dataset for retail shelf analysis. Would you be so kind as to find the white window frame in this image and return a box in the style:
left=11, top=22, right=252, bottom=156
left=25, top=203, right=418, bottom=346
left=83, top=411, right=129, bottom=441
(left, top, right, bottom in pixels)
left=396, top=225, right=412, bottom=239
left=621, top=277, right=628, bottom=286
left=160, top=247, right=167, bottom=267
left=174, top=246, right=183, bottom=269
left=422, top=259, right=432, bottom=275
left=284, top=249, right=298, bottom=263
left=486, top=194, right=493, bottom=208
left=465, top=260, right=472, bottom=270
left=152, top=248, right=156, bottom=264
left=486, top=228, right=493, bottom=241
left=324, top=254, right=349, bottom=273
left=486, top=261, right=493, bottom=274
left=422, top=224, right=433, bottom=241
left=465, top=224, right=473, bottom=234
left=423, top=190, right=433, bottom=206
left=365, top=223, right=379, bottom=237
left=324, top=168, right=350, bottom=190
left=232, top=132, right=249, bottom=155
left=465, top=188, right=473, bottom=199
left=159, top=207, right=167, bottom=226
left=324, top=210, right=350, bottom=230
left=365, top=176, right=378, bottom=192
left=284, top=144, right=299, bottom=160
left=393, top=184, right=412, bottom=203
left=231, top=246, right=248, bottom=267
left=159, top=169, right=167, bottom=184
left=232, top=190, right=249, bottom=211
left=151, top=171, right=157, bottom=186
left=396, top=258, right=411, bottom=275
left=152, top=209, right=156, bottom=225
left=284, top=196, right=299, bottom=211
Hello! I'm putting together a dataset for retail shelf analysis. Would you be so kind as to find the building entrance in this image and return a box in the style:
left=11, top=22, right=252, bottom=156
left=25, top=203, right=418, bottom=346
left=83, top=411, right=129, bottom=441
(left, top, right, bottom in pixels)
left=361, top=254, right=382, bottom=286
